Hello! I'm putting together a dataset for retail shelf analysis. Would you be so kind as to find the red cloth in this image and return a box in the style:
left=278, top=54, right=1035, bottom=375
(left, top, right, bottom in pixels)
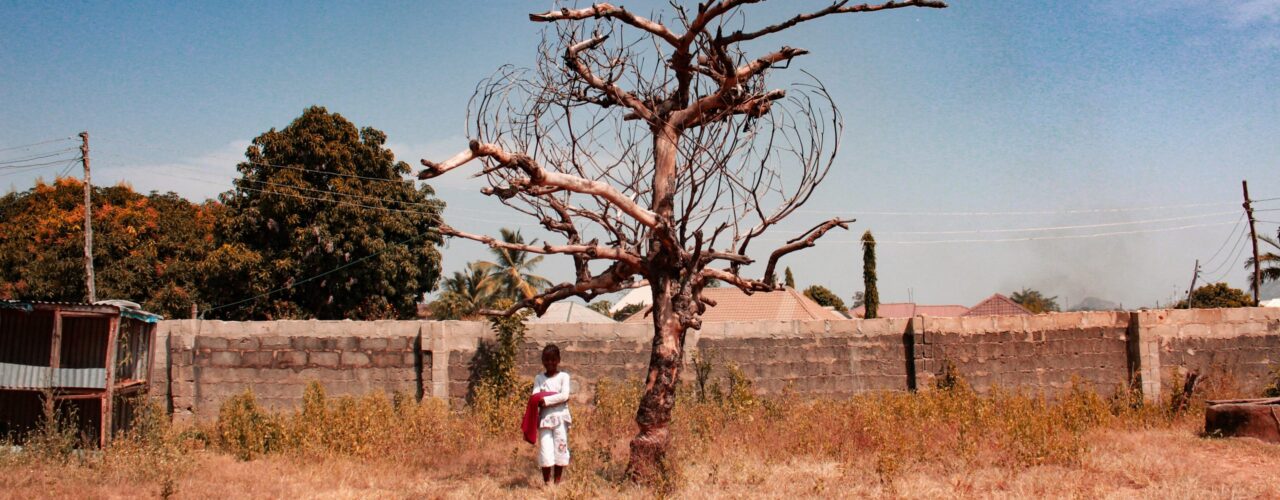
left=522, top=391, right=557, bottom=444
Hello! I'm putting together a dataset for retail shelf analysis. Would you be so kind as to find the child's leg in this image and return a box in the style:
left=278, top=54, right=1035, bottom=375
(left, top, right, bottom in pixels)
left=552, top=423, right=570, bottom=483
left=537, top=427, right=555, bottom=484
left=542, top=467, right=552, bottom=484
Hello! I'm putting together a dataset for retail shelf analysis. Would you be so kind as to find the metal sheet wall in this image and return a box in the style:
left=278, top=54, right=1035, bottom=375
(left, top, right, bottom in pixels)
left=0, top=309, right=54, bottom=366
left=60, top=316, right=109, bottom=369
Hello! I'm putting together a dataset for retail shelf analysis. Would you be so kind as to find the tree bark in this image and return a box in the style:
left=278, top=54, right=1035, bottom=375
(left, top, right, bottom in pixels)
left=628, top=270, right=692, bottom=480
left=628, top=125, right=688, bottom=479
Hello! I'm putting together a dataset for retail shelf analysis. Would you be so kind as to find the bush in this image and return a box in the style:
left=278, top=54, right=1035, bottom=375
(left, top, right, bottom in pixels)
left=216, top=388, right=282, bottom=460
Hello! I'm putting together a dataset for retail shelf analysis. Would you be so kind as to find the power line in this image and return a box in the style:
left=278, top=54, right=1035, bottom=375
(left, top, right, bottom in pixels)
left=760, top=220, right=1238, bottom=245
left=796, top=200, right=1237, bottom=217
left=0, top=157, right=83, bottom=170
left=0, top=136, right=76, bottom=153
left=0, top=147, right=82, bottom=165
left=241, top=160, right=417, bottom=185
left=1200, top=213, right=1246, bottom=270
left=0, top=159, right=82, bottom=178
left=1202, top=232, right=1248, bottom=277
left=877, top=211, right=1238, bottom=236
left=199, top=231, right=434, bottom=318
left=142, top=167, right=537, bottom=227
left=1205, top=231, right=1252, bottom=284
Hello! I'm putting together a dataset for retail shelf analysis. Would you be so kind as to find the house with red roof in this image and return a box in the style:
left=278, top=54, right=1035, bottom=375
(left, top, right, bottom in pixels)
left=962, top=293, right=1033, bottom=316
left=624, top=287, right=845, bottom=323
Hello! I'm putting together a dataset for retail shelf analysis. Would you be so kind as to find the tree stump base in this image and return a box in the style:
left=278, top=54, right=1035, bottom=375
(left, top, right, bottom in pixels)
left=1205, top=397, right=1280, bottom=444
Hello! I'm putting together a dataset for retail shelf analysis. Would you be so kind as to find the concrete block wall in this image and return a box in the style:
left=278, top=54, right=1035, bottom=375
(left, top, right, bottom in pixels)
left=1134, top=308, right=1280, bottom=398
left=914, top=312, right=1132, bottom=395
left=148, top=308, right=1280, bottom=421
left=155, top=320, right=423, bottom=421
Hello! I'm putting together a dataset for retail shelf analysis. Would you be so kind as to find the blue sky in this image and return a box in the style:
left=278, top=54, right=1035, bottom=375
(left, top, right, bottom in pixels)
left=3, top=1, right=1279, bottom=308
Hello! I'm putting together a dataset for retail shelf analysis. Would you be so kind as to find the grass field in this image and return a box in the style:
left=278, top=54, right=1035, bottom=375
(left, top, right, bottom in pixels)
left=3, top=373, right=1279, bottom=499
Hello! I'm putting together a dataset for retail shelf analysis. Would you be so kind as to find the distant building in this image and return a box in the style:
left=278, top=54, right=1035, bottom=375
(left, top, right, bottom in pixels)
left=962, top=293, right=1033, bottom=316
left=624, top=287, right=844, bottom=323
left=526, top=302, right=615, bottom=324
left=610, top=285, right=653, bottom=315
left=850, top=303, right=969, bottom=319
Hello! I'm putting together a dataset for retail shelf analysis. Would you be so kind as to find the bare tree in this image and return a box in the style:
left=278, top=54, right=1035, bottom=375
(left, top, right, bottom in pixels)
left=420, top=0, right=946, bottom=477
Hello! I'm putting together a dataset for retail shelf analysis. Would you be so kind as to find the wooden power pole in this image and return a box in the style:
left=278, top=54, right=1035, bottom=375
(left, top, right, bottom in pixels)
left=80, top=131, right=96, bottom=303
left=1243, top=180, right=1260, bottom=305
left=1185, top=259, right=1200, bottom=308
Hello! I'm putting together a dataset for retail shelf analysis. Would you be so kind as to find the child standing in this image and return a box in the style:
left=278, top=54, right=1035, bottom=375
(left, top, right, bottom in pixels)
left=533, top=344, right=571, bottom=485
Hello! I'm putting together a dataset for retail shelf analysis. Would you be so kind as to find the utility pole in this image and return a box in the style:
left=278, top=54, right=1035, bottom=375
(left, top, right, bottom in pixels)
left=1185, top=259, right=1200, bottom=309
left=1243, top=180, right=1260, bottom=305
left=80, top=132, right=96, bottom=303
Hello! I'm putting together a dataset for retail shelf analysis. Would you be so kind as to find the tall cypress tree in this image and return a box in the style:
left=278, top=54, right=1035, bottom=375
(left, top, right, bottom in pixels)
left=784, top=266, right=796, bottom=289
left=861, top=231, right=879, bottom=319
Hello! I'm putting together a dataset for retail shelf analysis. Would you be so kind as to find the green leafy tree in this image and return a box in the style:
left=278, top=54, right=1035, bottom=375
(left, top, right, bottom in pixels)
left=1010, top=288, right=1061, bottom=313
left=475, top=228, right=550, bottom=300
left=612, top=303, right=644, bottom=322
left=428, top=262, right=500, bottom=320
left=210, top=106, right=443, bottom=320
left=851, top=291, right=865, bottom=308
left=862, top=231, right=879, bottom=319
left=1244, top=233, right=1280, bottom=296
left=587, top=300, right=613, bottom=317
left=1175, top=282, right=1253, bottom=309
left=784, top=267, right=796, bottom=289
left=0, top=177, right=216, bottom=318
left=803, top=285, right=846, bottom=311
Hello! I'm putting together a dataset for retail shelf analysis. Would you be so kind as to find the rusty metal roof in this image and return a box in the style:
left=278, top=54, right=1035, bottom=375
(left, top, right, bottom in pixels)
left=0, top=300, right=161, bottom=323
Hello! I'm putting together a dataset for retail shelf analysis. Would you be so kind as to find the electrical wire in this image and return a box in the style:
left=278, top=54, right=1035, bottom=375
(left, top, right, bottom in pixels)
left=199, top=231, right=434, bottom=318
left=0, top=136, right=76, bottom=153
left=140, top=167, right=538, bottom=227
left=240, top=160, right=418, bottom=185
left=1200, top=213, right=1246, bottom=270
left=758, top=220, right=1239, bottom=245
left=876, top=211, right=1238, bottom=235
left=0, top=157, right=82, bottom=170
left=796, top=201, right=1238, bottom=217
left=1205, top=232, right=1252, bottom=284
left=0, top=147, right=81, bottom=165
left=1201, top=232, right=1248, bottom=277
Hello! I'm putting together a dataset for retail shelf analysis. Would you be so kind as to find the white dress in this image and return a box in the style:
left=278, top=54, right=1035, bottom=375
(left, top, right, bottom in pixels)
left=532, top=371, right=571, bottom=467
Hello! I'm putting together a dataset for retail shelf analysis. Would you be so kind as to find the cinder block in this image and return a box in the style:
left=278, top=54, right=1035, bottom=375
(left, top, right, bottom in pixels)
left=310, top=351, right=340, bottom=368
left=195, top=336, right=228, bottom=350
left=229, top=337, right=259, bottom=350
left=278, top=351, right=307, bottom=368
left=259, top=336, right=290, bottom=349
left=360, top=337, right=389, bottom=350
left=241, top=350, right=274, bottom=368
left=210, top=350, right=240, bottom=367
left=292, top=337, right=324, bottom=350
left=341, top=351, right=372, bottom=367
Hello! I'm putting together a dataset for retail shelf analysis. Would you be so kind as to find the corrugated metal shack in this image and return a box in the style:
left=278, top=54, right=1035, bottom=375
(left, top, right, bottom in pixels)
left=0, top=300, right=161, bottom=446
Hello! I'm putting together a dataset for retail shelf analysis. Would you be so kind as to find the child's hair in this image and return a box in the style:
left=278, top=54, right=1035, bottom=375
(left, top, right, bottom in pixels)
left=542, top=344, right=560, bottom=359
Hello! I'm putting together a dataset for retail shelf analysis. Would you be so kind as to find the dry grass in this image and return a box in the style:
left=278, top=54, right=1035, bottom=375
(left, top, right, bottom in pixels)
left=3, top=376, right=1279, bottom=499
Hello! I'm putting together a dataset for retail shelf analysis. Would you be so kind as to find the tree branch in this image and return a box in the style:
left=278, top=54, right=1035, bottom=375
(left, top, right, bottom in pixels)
left=721, top=0, right=948, bottom=44
left=420, top=140, right=659, bottom=227
left=530, top=4, right=680, bottom=45
left=481, top=262, right=641, bottom=317
left=762, top=217, right=854, bottom=286
left=439, top=223, right=642, bottom=267
left=563, top=34, right=656, bottom=123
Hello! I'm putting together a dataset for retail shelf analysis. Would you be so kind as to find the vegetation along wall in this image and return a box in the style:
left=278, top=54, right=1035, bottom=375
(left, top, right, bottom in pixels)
left=150, top=309, right=1280, bottom=421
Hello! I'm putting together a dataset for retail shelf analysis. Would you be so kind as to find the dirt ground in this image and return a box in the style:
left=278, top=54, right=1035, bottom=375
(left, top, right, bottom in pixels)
left=3, top=425, right=1278, bottom=499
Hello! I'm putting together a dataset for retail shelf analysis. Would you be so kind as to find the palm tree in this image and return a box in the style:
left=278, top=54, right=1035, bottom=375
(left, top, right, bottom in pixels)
left=428, top=262, right=499, bottom=320
left=1244, top=233, right=1280, bottom=296
left=476, top=228, right=551, bottom=300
